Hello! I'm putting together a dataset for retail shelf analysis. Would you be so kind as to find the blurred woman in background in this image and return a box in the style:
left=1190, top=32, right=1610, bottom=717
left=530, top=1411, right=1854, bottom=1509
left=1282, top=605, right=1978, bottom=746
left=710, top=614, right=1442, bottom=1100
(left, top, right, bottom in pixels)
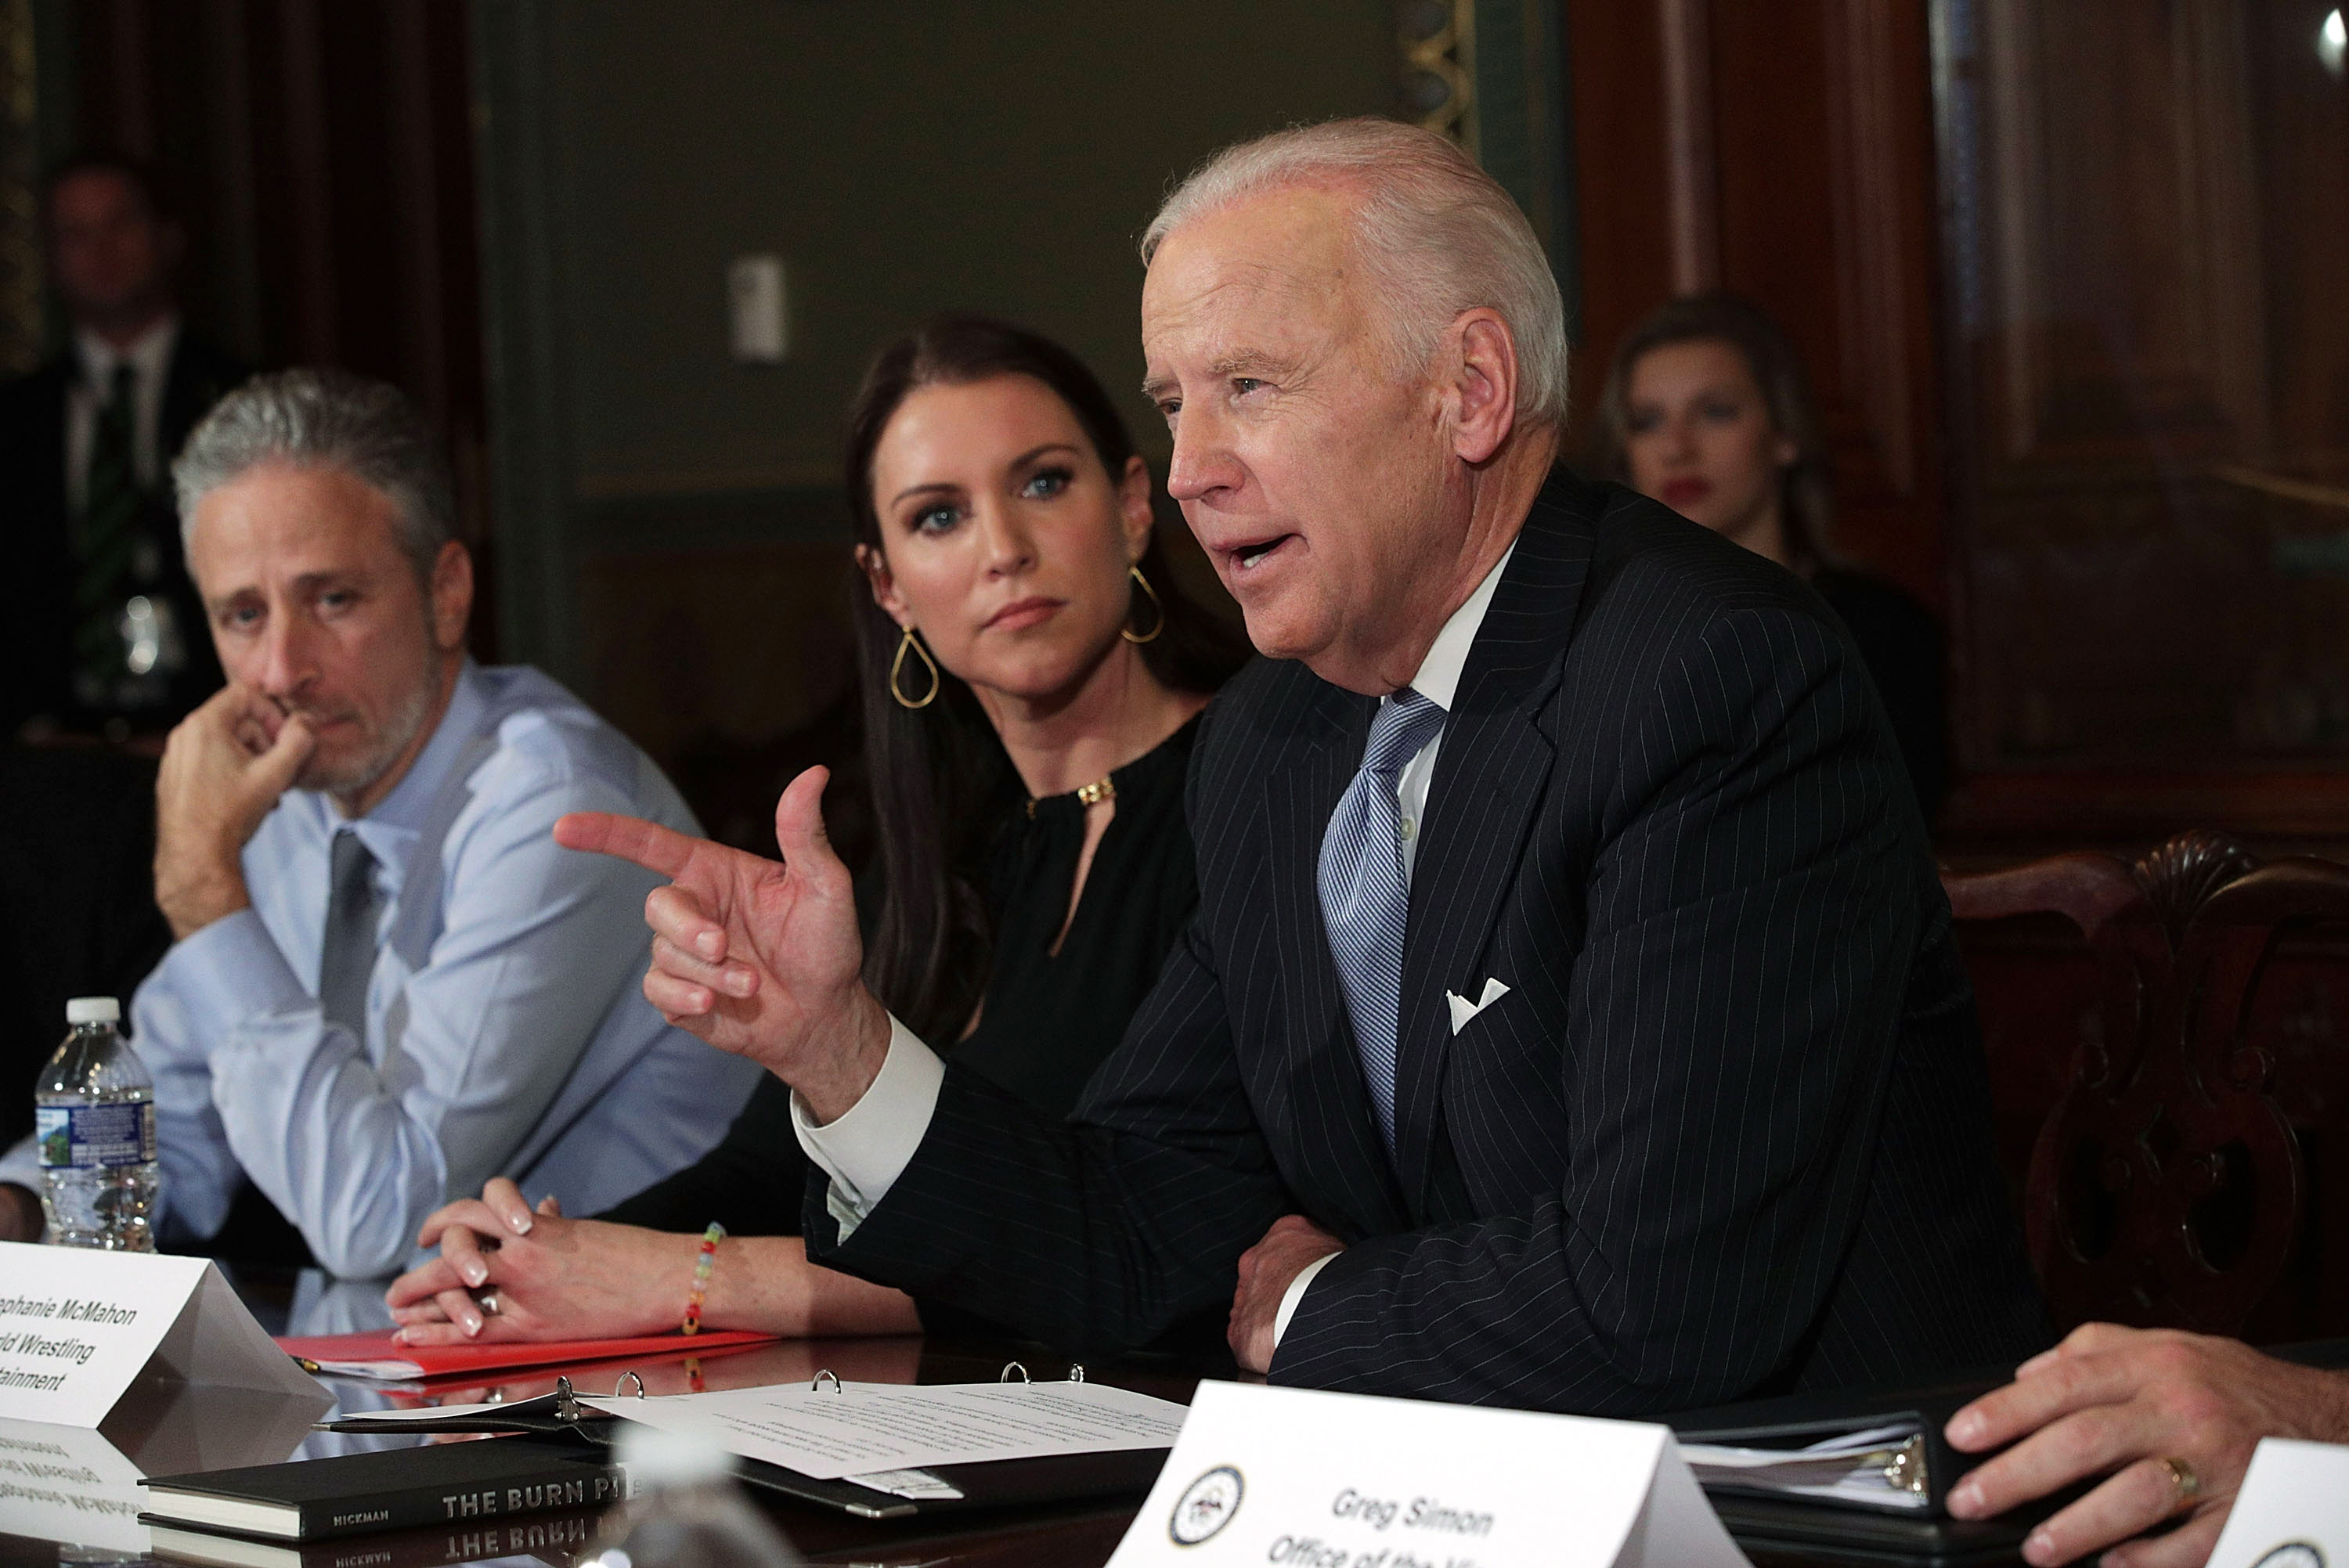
left=386, top=314, right=1247, bottom=1343
left=1599, top=291, right=1949, bottom=821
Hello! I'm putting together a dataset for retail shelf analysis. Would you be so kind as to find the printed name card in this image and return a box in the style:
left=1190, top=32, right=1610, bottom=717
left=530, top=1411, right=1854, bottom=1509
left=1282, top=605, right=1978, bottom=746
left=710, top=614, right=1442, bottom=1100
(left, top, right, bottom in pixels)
left=1106, top=1380, right=1750, bottom=1568
left=0, top=1242, right=323, bottom=1426
left=2207, top=1438, right=2349, bottom=1568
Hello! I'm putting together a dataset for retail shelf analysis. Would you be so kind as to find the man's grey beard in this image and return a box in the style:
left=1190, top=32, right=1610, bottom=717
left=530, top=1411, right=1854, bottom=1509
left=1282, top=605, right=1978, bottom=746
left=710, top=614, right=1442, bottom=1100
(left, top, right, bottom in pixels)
left=295, top=671, right=437, bottom=802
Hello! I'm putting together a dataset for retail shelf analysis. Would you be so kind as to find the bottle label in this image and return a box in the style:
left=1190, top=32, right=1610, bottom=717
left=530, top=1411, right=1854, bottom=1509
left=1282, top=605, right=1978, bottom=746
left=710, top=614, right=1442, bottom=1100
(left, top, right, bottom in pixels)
left=35, top=1102, right=157, bottom=1170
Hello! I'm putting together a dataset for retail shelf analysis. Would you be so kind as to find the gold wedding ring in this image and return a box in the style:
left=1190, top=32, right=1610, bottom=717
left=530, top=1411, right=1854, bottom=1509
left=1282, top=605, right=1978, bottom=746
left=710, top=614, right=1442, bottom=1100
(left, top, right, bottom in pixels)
left=2158, top=1456, right=2200, bottom=1514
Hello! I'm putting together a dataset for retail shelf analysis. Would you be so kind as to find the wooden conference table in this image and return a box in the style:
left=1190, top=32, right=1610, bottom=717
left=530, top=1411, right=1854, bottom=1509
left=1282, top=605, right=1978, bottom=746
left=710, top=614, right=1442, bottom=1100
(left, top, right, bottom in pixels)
left=0, top=1267, right=2030, bottom=1568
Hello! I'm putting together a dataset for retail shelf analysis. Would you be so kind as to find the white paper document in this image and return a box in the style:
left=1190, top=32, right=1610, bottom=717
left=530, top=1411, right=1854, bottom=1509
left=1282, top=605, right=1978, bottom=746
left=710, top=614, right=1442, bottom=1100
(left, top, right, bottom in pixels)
left=1680, top=1422, right=1929, bottom=1509
left=287, top=1350, right=434, bottom=1380
left=2206, top=1437, right=2349, bottom=1568
left=580, top=1379, right=1186, bottom=1482
left=1106, top=1380, right=1751, bottom=1568
left=843, top=1466, right=965, bottom=1501
left=314, top=1397, right=515, bottom=1425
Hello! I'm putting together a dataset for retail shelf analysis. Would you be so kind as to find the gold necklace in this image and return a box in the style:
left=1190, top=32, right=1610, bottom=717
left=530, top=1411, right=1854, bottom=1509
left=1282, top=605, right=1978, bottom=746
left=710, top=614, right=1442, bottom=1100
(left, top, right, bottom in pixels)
left=1027, top=773, right=1117, bottom=819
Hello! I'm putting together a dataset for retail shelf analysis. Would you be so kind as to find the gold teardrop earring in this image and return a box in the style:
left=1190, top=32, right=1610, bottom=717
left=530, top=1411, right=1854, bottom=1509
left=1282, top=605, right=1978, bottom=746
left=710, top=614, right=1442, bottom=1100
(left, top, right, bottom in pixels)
left=889, top=626, right=941, bottom=708
left=1122, top=565, right=1164, bottom=644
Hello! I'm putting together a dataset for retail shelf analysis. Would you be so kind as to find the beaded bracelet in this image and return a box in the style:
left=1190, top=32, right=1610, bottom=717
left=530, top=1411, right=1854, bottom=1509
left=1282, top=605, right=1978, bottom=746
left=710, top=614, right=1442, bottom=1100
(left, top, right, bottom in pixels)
left=682, top=1221, right=724, bottom=1335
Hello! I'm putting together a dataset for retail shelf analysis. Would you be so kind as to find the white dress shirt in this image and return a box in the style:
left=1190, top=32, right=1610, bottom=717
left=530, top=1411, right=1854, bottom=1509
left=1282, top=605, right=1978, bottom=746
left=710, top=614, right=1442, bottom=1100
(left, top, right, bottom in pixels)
left=65, top=316, right=179, bottom=512
left=793, top=539, right=1519, bottom=1345
left=0, top=662, right=763, bottom=1276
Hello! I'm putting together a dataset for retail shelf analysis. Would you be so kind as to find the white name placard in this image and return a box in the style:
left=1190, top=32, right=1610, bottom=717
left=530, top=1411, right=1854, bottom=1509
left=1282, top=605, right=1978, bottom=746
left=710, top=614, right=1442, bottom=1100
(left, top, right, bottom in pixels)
left=2207, top=1438, right=2349, bottom=1568
left=0, top=1242, right=323, bottom=1426
left=1106, top=1380, right=1750, bottom=1568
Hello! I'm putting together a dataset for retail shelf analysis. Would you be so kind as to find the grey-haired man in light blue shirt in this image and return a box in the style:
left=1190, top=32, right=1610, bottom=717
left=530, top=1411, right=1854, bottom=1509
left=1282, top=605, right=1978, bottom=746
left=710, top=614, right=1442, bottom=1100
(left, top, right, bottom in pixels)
left=0, top=369, right=760, bottom=1275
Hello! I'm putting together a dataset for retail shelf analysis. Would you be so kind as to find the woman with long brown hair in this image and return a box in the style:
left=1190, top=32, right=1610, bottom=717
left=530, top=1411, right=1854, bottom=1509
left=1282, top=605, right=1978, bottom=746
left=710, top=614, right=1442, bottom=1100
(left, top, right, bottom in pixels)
left=1597, top=290, right=1949, bottom=820
left=384, top=315, right=1247, bottom=1342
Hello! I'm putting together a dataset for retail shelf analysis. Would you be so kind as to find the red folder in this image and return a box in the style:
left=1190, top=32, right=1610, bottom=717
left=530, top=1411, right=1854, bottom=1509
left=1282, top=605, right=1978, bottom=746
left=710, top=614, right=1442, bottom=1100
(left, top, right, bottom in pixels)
left=276, top=1328, right=777, bottom=1382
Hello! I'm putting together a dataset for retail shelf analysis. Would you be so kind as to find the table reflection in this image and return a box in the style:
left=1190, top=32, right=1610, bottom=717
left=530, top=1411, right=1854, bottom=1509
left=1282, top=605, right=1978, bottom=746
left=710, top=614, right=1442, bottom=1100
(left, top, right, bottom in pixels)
left=0, top=1381, right=330, bottom=1563
left=0, top=1263, right=1173, bottom=1568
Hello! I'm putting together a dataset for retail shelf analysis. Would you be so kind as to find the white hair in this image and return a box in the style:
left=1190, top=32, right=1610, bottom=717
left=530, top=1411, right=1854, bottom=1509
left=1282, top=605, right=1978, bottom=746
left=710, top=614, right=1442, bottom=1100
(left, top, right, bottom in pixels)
left=1142, top=117, right=1569, bottom=427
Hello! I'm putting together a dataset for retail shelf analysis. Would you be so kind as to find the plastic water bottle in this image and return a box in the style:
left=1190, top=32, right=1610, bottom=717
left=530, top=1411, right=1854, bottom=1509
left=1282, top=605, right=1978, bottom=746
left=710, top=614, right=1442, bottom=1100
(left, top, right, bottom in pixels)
left=34, top=997, right=158, bottom=1250
left=585, top=1424, right=802, bottom=1568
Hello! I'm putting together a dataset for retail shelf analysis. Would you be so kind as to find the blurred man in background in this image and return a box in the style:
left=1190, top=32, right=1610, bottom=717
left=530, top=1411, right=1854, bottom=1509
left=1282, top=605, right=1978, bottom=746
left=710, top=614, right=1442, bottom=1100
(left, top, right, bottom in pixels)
left=0, top=153, right=247, bottom=1220
left=0, top=151, right=244, bottom=740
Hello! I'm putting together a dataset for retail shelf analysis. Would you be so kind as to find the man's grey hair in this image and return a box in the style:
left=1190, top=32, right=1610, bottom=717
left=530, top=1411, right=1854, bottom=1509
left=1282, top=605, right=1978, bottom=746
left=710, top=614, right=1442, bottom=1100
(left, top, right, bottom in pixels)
left=174, top=368, right=456, bottom=585
left=1142, top=117, right=1570, bottom=427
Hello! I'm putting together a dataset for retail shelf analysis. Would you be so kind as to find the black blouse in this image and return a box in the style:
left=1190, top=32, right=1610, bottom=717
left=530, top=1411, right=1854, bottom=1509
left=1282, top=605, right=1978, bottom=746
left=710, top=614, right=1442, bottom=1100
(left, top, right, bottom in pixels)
left=599, top=714, right=1203, bottom=1238
left=1811, top=567, right=1950, bottom=826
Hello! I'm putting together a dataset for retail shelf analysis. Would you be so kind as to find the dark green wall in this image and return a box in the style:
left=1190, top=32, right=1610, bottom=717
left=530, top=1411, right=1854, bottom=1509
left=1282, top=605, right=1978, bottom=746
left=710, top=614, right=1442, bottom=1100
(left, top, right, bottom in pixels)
left=561, top=2, right=1395, bottom=490
left=474, top=0, right=1399, bottom=704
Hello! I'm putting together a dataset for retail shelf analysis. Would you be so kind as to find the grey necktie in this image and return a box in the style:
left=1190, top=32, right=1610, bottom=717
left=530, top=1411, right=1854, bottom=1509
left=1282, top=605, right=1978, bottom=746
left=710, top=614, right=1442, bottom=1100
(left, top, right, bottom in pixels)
left=319, top=831, right=381, bottom=1037
left=1318, top=687, right=1446, bottom=1154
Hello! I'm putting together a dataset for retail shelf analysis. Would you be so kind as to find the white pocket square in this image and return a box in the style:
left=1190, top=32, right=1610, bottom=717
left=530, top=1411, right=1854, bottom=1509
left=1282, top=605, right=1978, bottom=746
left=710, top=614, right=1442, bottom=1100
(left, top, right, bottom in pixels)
left=1445, top=977, right=1512, bottom=1036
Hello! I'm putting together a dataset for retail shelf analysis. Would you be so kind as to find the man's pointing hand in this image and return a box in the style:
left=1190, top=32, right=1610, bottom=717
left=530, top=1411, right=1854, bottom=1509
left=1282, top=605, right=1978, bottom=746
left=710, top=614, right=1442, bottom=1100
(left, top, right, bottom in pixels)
left=555, top=765, right=891, bottom=1122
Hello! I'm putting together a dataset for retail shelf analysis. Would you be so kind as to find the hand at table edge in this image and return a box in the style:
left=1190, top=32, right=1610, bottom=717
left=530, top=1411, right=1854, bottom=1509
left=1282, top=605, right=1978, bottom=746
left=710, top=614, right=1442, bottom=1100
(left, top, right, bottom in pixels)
left=1943, top=1321, right=2349, bottom=1567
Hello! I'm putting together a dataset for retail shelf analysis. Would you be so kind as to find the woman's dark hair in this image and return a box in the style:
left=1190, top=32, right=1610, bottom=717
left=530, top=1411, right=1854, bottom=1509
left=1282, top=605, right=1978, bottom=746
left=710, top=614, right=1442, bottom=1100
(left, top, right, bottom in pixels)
left=844, top=313, right=1249, bottom=1042
left=1593, top=290, right=1838, bottom=570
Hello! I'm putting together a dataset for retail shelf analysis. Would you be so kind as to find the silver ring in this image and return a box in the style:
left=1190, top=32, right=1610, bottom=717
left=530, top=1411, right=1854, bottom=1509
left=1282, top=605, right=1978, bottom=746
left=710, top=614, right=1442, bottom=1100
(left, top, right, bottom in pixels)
left=472, top=1288, right=500, bottom=1317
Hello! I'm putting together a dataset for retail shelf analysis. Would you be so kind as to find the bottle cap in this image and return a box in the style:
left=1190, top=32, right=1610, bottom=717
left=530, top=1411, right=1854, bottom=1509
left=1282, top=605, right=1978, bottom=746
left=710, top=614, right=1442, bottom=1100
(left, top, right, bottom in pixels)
left=614, top=1421, right=734, bottom=1489
left=66, top=997, right=121, bottom=1025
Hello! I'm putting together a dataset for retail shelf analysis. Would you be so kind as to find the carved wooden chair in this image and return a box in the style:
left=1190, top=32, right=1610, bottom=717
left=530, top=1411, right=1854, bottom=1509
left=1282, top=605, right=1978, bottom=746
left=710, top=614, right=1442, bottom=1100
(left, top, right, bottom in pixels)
left=1944, top=831, right=2349, bottom=1339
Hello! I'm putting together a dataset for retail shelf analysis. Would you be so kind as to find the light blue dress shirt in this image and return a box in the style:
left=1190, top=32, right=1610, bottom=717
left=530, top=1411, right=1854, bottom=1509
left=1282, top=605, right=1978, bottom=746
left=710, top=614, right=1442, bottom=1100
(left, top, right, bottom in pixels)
left=2, top=662, right=763, bottom=1276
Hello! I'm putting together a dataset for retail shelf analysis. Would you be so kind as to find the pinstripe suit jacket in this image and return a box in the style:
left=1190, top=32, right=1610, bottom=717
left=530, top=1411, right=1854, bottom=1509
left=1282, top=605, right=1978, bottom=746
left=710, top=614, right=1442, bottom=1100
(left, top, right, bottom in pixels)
left=811, top=467, right=2049, bottom=1414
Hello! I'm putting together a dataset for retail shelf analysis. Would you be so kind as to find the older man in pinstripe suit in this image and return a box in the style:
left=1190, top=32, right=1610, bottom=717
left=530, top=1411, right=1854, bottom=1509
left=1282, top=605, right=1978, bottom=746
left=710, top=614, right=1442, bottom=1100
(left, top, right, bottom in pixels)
left=569, top=117, right=2048, bottom=1413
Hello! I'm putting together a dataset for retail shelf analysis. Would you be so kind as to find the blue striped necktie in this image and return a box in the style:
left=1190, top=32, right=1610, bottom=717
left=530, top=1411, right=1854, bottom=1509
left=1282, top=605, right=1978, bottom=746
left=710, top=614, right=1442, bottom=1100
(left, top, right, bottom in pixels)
left=1319, top=687, right=1446, bottom=1154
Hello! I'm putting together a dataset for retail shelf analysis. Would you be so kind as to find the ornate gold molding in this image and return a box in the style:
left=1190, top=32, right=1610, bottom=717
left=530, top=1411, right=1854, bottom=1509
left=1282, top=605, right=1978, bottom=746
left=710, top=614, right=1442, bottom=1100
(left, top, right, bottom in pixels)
left=0, top=0, right=37, bottom=376
left=1398, top=0, right=1478, bottom=156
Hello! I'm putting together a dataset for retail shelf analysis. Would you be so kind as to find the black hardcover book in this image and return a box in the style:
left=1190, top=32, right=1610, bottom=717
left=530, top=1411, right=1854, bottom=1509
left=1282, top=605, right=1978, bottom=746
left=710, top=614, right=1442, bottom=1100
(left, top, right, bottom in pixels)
left=321, top=1391, right=1174, bottom=1521
left=146, top=1505, right=608, bottom=1568
left=138, top=1436, right=630, bottom=1543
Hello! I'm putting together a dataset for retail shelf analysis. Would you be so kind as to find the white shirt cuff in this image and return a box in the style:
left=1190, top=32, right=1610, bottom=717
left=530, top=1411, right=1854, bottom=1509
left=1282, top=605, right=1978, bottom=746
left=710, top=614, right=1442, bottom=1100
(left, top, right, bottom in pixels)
left=1272, top=1250, right=1342, bottom=1347
left=789, top=1011, right=944, bottom=1237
